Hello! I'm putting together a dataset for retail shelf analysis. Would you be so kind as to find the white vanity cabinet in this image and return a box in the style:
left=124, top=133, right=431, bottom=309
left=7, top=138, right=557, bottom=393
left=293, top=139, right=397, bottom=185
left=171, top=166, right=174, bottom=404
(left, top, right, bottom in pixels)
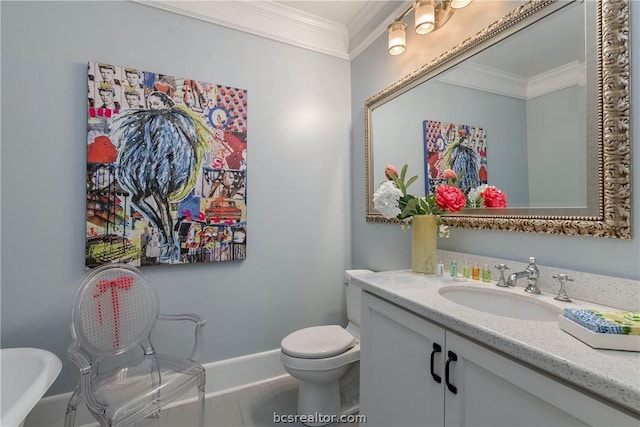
left=360, top=292, right=638, bottom=427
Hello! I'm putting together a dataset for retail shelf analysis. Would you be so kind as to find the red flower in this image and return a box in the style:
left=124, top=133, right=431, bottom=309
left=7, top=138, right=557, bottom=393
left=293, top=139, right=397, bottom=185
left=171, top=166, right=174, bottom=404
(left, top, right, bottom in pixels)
left=481, top=186, right=507, bottom=207
left=435, top=185, right=466, bottom=213
left=87, top=135, right=117, bottom=163
left=384, top=164, right=399, bottom=180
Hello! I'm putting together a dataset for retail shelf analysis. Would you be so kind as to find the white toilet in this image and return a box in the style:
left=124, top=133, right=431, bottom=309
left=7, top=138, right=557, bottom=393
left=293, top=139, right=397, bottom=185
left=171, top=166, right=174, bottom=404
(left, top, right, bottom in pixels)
left=280, top=270, right=369, bottom=426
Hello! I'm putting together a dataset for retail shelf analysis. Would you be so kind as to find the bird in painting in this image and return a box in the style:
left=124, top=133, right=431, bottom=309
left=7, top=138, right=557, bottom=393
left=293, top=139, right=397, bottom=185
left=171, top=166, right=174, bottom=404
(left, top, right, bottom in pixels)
left=444, top=131, right=480, bottom=193
left=110, top=91, right=213, bottom=260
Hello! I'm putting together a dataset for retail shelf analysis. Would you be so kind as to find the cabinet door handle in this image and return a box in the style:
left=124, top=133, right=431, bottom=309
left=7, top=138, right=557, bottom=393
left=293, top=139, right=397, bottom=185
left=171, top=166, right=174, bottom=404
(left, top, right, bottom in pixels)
left=445, top=351, right=458, bottom=394
left=429, top=342, right=442, bottom=383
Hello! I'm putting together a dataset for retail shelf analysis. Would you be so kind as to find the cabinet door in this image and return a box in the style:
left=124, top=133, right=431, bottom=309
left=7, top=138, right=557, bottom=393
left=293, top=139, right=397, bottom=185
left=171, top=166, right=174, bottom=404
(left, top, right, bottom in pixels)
left=444, top=332, right=639, bottom=427
left=361, top=292, right=446, bottom=427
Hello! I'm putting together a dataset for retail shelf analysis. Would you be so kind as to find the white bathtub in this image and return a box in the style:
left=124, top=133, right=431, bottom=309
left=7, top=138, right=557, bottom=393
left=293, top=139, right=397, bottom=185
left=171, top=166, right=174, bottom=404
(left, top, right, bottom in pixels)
left=0, top=347, right=62, bottom=427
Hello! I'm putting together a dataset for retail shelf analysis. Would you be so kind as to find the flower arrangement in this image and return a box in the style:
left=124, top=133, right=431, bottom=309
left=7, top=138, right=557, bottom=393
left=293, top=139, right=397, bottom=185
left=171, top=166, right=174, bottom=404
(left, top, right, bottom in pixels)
left=373, top=164, right=467, bottom=236
left=374, top=163, right=508, bottom=227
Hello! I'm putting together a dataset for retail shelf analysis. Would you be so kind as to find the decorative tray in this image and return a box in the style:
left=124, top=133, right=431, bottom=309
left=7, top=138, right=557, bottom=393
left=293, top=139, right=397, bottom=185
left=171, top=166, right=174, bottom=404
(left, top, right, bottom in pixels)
left=558, top=315, right=640, bottom=352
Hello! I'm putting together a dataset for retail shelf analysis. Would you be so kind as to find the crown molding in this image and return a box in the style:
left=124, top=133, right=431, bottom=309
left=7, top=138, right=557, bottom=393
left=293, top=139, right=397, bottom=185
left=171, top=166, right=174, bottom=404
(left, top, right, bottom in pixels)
left=438, top=61, right=527, bottom=98
left=132, top=0, right=351, bottom=59
left=437, top=61, right=586, bottom=100
left=526, top=60, right=586, bottom=99
left=132, top=0, right=349, bottom=59
left=132, top=0, right=404, bottom=60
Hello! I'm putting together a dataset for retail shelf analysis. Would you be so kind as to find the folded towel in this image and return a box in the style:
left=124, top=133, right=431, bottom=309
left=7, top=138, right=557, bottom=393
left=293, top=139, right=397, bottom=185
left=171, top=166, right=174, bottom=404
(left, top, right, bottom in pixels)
left=563, top=309, right=640, bottom=335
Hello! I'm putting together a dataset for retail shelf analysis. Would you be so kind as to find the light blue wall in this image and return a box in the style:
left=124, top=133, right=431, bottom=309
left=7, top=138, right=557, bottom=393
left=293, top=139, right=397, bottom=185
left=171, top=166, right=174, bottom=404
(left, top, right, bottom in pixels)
left=351, top=3, right=639, bottom=280
left=528, top=86, right=586, bottom=207
left=1, top=1, right=351, bottom=395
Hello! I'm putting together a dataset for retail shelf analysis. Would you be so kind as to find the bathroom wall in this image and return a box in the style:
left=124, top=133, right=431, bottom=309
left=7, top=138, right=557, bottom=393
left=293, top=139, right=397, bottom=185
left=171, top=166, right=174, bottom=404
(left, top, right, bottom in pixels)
left=1, top=1, right=351, bottom=395
left=351, top=1, right=640, bottom=280
left=527, top=86, right=586, bottom=207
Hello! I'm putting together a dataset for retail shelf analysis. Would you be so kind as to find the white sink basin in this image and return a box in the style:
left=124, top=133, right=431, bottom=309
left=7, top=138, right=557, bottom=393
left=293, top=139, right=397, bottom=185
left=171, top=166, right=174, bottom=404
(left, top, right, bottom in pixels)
left=1, top=348, right=62, bottom=427
left=439, top=286, right=561, bottom=321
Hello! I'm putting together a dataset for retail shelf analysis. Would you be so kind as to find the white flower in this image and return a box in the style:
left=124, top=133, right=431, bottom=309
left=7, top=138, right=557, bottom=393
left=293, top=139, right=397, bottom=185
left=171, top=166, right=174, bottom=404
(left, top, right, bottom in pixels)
left=467, top=184, right=488, bottom=208
left=373, top=181, right=402, bottom=219
left=439, top=224, right=450, bottom=238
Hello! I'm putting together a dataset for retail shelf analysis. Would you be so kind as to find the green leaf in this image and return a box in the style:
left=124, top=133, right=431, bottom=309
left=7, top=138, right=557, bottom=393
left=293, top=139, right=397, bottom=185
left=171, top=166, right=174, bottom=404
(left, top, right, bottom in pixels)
left=456, top=169, right=465, bottom=188
left=400, top=164, right=408, bottom=182
left=421, top=194, right=442, bottom=216
left=400, top=198, right=420, bottom=218
left=395, top=180, right=406, bottom=195
left=419, top=198, right=429, bottom=213
left=405, top=175, right=418, bottom=190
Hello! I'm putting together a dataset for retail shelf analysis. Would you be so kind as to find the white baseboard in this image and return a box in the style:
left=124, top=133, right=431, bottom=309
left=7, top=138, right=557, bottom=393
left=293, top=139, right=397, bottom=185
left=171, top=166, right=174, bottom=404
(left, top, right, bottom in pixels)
left=24, top=348, right=287, bottom=427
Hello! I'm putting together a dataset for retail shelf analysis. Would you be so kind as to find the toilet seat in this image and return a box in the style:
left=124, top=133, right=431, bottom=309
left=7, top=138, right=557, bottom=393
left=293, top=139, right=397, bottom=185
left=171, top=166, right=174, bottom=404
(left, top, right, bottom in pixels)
left=281, top=325, right=355, bottom=359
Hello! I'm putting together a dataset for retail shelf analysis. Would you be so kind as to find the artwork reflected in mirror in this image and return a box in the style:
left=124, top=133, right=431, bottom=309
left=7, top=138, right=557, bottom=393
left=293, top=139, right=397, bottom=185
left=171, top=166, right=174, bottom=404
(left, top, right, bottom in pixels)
left=424, top=120, right=488, bottom=204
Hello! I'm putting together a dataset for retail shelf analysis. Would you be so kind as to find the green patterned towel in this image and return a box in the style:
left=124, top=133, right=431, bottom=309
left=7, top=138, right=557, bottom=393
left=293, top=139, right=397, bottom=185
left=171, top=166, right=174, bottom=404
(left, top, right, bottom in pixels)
left=563, top=309, right=640, bottom=335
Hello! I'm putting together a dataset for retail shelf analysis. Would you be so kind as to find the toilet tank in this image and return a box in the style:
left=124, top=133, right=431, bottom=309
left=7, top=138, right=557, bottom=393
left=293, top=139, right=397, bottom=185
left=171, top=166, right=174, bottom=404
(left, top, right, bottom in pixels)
left=344, top=270, right=372, bottom=327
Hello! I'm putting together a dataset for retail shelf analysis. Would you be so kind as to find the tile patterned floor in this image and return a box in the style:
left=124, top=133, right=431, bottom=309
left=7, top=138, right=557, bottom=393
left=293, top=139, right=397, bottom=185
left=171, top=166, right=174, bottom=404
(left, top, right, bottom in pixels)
left=133, top=375, right=360, bottom=427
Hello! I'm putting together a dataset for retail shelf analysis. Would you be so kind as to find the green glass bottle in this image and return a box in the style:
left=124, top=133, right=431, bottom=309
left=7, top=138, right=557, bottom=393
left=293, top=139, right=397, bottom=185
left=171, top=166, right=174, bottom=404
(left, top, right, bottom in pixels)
left=462, top=261, right=471, bottom=278
left=482, top=264, right=491, bottom=283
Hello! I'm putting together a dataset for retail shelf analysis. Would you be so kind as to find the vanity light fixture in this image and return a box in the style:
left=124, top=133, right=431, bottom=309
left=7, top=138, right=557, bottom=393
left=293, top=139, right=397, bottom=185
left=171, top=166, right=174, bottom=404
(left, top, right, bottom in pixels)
left=388, top=21, right=408, bottom=55
left=414, top=0, right=436, bottom=34
left=387, top=0, right=472, bottom=55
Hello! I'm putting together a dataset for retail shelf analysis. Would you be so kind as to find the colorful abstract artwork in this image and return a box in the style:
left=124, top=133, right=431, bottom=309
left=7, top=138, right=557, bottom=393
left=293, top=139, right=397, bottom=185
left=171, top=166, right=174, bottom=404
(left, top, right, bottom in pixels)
left=423, top=120, right=487, bottom=195
left=86, top=62, right=247, bottom=268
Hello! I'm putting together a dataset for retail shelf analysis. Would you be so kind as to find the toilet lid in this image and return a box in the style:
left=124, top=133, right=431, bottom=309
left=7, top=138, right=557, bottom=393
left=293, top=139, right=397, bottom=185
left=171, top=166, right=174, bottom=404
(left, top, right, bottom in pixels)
left=281, top=325, right=356, bottom=359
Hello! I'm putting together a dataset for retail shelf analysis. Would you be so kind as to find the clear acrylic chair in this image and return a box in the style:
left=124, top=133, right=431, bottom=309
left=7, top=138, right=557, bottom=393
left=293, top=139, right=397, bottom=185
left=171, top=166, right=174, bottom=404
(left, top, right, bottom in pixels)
left=65, top=264, right=206, bottom=427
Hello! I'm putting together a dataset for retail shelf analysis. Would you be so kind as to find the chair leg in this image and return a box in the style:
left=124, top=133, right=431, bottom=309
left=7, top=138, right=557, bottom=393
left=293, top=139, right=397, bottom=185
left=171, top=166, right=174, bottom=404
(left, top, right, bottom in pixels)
left=198, top=383, right=205, bottom=427
left=148, top=355, right=162, bottom=420
left=65, top=382, right=83, bottom=427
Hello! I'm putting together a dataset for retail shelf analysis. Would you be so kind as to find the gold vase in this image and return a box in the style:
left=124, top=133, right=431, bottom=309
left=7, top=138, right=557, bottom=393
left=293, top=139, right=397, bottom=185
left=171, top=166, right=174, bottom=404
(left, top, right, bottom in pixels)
left=411, top=215, right=438, bottom=274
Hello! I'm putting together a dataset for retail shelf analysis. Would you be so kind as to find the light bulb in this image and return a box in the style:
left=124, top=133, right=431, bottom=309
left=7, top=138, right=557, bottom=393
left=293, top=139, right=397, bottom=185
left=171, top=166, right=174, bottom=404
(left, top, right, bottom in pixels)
left=388, top=21, right=407, bottom=55
left=451, top=0, right=472, bottom=9
left=414, top=0, right=435, bottom=35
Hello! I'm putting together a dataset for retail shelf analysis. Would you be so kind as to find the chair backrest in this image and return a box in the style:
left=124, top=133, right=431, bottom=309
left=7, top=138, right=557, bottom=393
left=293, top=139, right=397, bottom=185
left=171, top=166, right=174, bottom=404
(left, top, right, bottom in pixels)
left=71, top=264, right=159, bottom=357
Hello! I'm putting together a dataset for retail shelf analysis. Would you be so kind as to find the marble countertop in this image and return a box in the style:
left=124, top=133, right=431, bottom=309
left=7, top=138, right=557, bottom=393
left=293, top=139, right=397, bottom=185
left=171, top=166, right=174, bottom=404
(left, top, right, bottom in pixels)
left=351, top=269, right=640, bottom=415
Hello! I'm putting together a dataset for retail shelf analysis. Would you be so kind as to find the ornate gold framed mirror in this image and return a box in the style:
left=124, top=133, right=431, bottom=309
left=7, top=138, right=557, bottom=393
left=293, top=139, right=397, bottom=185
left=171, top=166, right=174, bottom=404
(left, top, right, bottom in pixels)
left=365, top=0, right=630, bottom=238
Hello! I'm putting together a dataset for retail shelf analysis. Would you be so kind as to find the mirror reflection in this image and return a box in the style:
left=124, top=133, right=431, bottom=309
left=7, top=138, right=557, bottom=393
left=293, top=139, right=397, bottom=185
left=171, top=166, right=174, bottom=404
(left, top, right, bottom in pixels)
left=366, top=0, right=631, bottom=238
left=371, top=1, right=587, bottom=210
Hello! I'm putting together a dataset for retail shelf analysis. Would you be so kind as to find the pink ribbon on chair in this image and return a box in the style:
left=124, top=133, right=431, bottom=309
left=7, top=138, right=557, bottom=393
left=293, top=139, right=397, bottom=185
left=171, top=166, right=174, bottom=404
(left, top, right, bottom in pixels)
left=93, top=276, right=134, bottom=348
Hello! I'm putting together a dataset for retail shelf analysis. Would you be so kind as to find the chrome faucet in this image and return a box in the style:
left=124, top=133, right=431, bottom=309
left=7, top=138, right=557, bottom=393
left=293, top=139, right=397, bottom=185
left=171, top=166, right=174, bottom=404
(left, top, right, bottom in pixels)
left=506, top=257, right=541, bottom=294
